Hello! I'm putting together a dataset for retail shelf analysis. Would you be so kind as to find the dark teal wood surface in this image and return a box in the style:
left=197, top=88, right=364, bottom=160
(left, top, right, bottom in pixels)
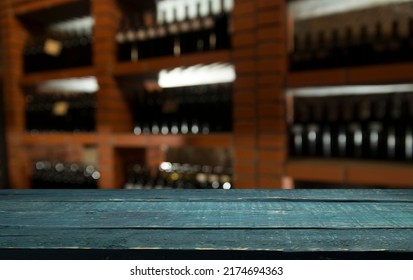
left=0, top=190, right=412, bottom=257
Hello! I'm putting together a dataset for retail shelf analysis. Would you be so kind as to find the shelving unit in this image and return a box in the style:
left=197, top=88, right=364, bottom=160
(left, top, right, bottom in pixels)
left=286, top=159, right=413, bottom=188
left=114, top=50, right=232, bottom=76
left=286, top=62, right=413, bottom=87
left=2, top=0, right=287, bottom=189
left=3, top=0, right=412, bottom=190
left=20, top=67, right=96, bottom=85
left=284, top=0, right=413, bottom=188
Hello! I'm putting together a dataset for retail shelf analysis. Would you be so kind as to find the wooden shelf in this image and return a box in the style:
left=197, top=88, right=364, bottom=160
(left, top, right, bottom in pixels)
left=13, top=0, right=84, bottom=17
left=114, top=50, right=232, bottom=76
left=22, top=133, right=98, bottom=145
left=114, top=133, right=233, bottom=149
left=20, top=66, right=96, bottom=85
left=286, top=62, right=413, bottom=87
left=286, top=158, right=413, bottom=188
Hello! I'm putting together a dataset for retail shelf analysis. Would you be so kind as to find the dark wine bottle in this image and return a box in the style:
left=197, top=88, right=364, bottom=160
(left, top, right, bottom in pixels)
left=156, top=10, right=169, bottom=57
left=215, top=0, right=231, bottom=50
left=387, top=20, right=402, bottom=63
left=180, top=5, right=193, bottom=54
left=315, top=31, right=328, bottom=69
left=168, top=7, right=181, bottom=57
left=193, top=2, right=205, bottom=52
left=356, top=25, right=371, bottom=66
left=372, top=22, right=385, bottom=64
left=327, top=29, right=341, bottom=68
left=203, top=0, right=217, bottom=51
left=294, top=98, right=311, bottom=156
left=342, top=27, right=355, bottom=67
left=300, top=32, right=314, bottom=70
left=129, top=15, right=140, bottom=61
left=404, top=18, right=413, bottom=61
left=290, top=33, right=302, bottom=71
left=117, top=17, right=131, bottom=61
left=144, top=12, right=158, bottom=58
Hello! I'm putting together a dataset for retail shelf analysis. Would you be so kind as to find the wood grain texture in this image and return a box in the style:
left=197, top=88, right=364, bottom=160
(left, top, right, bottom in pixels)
left=0, top=190, right=412, bottom=256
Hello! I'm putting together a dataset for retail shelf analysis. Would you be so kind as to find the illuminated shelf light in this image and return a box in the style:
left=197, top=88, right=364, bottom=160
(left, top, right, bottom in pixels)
left=158, top=63, right=236, bottom=88
left=287, top=84, right=413, bottom=97
left=289, top=0, right=413, bottom=20
left=37, top=77, right=99, bottom=93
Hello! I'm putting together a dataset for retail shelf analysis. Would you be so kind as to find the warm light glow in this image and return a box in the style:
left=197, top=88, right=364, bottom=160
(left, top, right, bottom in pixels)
left=223, top=182, right=232, bottom=189
left=158, top=63, right=236, bottom=88
left=157, top=0, right=234, bottom=23
left=160, top=162, right=173, bottom=172
left=38, top=77, right=99, bottom=93
left=289, top=0, right=413, bottom=20
left=50, top=16, right=95, bottom=34
left=287, top=84, right=413, bottom=97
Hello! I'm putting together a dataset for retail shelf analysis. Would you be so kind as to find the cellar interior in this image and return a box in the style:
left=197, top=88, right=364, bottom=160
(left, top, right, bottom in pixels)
left=1, top=0, right=413, bottom=190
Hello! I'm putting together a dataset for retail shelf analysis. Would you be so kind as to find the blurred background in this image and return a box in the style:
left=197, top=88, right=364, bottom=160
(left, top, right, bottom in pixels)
left=1, top=0, right=413, bottom=190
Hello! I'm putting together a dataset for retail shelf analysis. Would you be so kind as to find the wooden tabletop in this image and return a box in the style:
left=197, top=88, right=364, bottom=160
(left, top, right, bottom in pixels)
left=0, top=189, right=412, bottom=259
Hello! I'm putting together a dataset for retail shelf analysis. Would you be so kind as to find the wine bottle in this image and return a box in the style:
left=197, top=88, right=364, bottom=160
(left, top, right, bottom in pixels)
left=315, top=31, right=328, bottom=69
left=387, top=20, right=402, bottom=63
left=24, top=37, right=37, bottom=73
left=144, top=12, right=158, bottom=58
left=294, top=98, right=311, bottom=156
left=129, top=15, right=140, bottom=61
left=180, top=5, right=193, bottom=54
left=342, top=27, right=355, bottom=67
left=215, top=0, right=231, bottom=50
left=300, top=32, right=314, bottom=70
left=290, top=33, right=302, bottom=71
left=156, top=10, right=169, bottom=57
left=372, top=22, right=385, bottom=64
left=193, top=2, right=205, bottom=52
left=327, top=29, right=340, bottom=68
left=203, top=0, right=217, bottom=51
left=404, top=18, right=413, bottom=61
left=369, top=96, right=386, bottom=159
left=168, top=7, right=181, bottom=57
left=290, top=124, right=304, bottom=157
left=356, top=25, right=371, bottom=66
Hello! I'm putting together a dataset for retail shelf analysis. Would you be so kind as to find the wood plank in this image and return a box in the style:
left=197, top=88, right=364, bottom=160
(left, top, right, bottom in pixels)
left=22, top=133, right=98, bottom=145
left=347, top=162, right=413, bottom=187
left=113, top=134, right=232, bottom=148
left=0, top=189, right=412, bottom=202
left=286, top=62, right=413, bottom=88
left=0, top=193, right=412, bottom=229
left=114, top=51, right=232, bottom=76
left=287, top=159, right=413, bottom=188
left=0, top=190, right=412, bottom=255
left=347, top=63, right=413, bottom=84
left=0, top=201, right=412, bottom=229
left=0, top=228, right=412, bottom=252
left=13, top=0, right=80, bottom=16
left=286, top=160, right=344, bottom=183
left=113, top=134, right=148, bottom=148
left=286, top=68, right=346, bottom=87
left=20, top=67, right=96, bottom=85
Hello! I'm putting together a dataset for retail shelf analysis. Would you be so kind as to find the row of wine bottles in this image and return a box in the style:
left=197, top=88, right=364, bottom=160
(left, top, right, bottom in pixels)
left=132, top=83, right=232, bottom=135
left=289, top=93, right=413, bottom=161
left=294, top=92, right=413, bottom=124
left=124, top=162, right=232, bottom=190
left=117, top=0, right=231, bottom=62
left=24, top=29, right=93, bottom=73
left=25, top=92, right=95, bottom=132
left=290, top=18, right=413, bottom=71
left=31, top=161, right=100, bottom=189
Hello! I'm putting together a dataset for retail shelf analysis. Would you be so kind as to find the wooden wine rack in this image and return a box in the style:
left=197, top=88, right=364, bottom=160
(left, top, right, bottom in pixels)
left=1, top=0, right=287, bottom=189
left=3, top=0, right=410, bottom=189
